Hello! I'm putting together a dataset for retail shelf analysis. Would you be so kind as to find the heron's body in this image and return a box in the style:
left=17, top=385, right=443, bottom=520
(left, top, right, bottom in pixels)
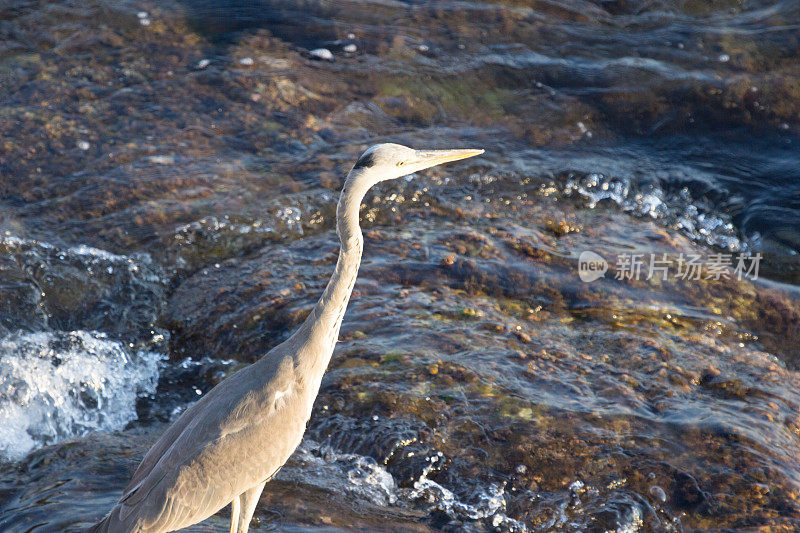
left=89, top=144, right=483, bottom=533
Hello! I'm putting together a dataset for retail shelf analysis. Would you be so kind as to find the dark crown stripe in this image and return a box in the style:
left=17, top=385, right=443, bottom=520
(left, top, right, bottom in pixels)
left=352, top=151, right=376, bottom=170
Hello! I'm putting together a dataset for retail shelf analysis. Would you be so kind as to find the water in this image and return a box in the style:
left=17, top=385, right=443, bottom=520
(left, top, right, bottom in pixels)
left=1, top=0, right=799, bottom=531
left=0, top=329, right=162, bottom=461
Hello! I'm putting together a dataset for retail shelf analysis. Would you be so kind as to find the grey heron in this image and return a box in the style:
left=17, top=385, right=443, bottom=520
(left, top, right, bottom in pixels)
left=88, top=143, right=484, bottom=533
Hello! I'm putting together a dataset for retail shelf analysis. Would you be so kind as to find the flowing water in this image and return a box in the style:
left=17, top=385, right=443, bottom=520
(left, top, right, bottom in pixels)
left=1, top=0, right=800, bottom=531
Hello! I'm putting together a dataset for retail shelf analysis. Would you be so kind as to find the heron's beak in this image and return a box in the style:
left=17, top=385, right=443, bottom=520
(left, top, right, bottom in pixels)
left=411, top=148, right=485, bottom=170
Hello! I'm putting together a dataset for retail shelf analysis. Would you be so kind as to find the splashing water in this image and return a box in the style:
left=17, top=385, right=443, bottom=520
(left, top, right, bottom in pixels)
left=0, top=330, right=162, bottom=462
left=408, top=452, right=527, bottom=532
left=286, top=442, right=528, bottom=532
left=560, top=173, right=743, bottom=251
left=1, top=234, right=159, bottom=280
left=286, top=440, right=398, bottom=506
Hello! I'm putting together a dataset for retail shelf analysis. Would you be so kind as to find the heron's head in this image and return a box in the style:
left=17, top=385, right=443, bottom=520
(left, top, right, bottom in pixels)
left=349, top=143, right=484, bottom=185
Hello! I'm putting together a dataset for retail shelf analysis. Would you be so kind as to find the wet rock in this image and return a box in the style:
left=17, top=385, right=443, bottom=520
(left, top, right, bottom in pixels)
left=1, top=1, right=800, bottom=531
left=672, top=471, right=709, bottom=511
left=163, top=238, right=335, bottom=362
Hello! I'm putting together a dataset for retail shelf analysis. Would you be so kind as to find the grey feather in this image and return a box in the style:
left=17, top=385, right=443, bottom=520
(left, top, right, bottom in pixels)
left=88, top=144, right=483, bottom=533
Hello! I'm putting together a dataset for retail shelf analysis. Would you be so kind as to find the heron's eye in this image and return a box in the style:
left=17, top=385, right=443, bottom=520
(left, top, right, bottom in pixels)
left=396, top=161, right=405, bottom=167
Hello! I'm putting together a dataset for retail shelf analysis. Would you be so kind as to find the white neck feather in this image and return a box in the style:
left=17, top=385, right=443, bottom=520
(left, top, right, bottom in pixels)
left=292, top=169, right=375, bottom=386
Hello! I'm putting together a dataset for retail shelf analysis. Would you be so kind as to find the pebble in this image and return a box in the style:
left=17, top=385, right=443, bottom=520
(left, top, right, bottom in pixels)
left=148, top=155, right=174, bottom=165
left=343, top=43, right=357, bottom=53
left=718, top=54, right=730, bottom=62
left=514, top=331, right=532, bottom=343
left=196, top=58, right=211, bottom=69
left=309, top=48, right=334, bottom=61
left=239, top=57, right=254, bottom=66
left=417, top=44, right=429, bottom=53
left=77, top=140, right=90, bottom=151
left=649, top=485, right=667, bottom=502
left=347, top=33, right=355, bottom=39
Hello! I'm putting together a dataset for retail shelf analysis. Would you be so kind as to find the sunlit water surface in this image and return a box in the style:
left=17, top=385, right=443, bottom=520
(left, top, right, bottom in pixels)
left=1, top=0, right=799, bottom=531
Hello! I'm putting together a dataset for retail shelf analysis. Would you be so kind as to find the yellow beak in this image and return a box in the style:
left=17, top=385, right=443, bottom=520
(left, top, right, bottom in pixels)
left=412, top=148, right=485, bottom=170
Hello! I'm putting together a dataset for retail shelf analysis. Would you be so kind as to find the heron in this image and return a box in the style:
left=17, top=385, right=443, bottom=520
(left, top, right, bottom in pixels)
left=89, top=143, right=484, bottom=533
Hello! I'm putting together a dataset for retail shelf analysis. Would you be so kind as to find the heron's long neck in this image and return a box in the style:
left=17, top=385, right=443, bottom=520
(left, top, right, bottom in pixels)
left=295, top=174, right=371, bottom=381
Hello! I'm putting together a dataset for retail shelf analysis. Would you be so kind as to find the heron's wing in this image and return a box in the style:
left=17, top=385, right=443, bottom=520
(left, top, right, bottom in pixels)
left=122, top=394, right=205, bottom=496
left=121, top=373, right=235, bottom=498
left=116, top=354, right=296, bottom=529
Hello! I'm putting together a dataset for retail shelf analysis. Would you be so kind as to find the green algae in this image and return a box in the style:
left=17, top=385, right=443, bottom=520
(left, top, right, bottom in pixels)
left=0, top=0, right=799, bottom=531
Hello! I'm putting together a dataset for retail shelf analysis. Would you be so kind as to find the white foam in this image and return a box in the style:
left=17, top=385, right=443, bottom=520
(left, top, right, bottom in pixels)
left=3, top=234, right=126, bottom=262
left=288, top=441, right=397, bottom=506
left=561, top=173, right=742, bottom=251
left=614, top=505, right=644, bottom=533
left=0, top=330, right=162, bottom=462
left=407, top=452, right=527, bottom=531
left=285, top=442, right=527, bottom=531
left=2, top=234, right=158, bottom=278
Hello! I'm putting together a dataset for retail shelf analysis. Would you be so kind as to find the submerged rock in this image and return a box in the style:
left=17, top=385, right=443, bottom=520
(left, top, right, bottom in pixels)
left=0, top=0, right=799, bottom=531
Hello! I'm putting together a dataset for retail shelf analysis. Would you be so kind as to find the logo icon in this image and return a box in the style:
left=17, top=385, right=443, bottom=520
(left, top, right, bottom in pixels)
left=578, top=251, right=607, bottom=282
